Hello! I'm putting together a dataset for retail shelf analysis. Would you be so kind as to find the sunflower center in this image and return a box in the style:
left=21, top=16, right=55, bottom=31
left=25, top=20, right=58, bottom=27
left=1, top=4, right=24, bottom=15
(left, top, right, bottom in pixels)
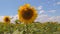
left=22, top=8, right=33, bottom=20
left=5, top=18, right=10, bottom=22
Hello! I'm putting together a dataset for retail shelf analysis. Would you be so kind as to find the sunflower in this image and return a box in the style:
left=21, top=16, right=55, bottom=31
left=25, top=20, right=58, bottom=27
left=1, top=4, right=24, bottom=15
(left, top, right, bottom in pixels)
left=18, top=4, right=37, bottom=24
left=3, top=16, right=10, bottom=23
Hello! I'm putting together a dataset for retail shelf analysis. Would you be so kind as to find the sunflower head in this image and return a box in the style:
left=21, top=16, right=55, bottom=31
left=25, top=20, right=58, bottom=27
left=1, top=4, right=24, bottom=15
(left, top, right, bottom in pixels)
left=18, top=4, right=37, bottom=24
left=3, top=16, right=10, bottom=23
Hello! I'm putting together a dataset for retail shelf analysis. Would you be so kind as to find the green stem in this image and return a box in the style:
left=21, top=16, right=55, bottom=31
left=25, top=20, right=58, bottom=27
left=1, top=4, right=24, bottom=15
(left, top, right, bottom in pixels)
left=26, top=24, right=29, bottom=34
left=10, top=23, right=13, bottom=34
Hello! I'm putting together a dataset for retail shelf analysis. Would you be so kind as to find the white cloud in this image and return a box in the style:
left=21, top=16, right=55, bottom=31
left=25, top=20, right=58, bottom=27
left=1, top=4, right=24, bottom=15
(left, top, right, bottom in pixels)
left=0, top=16, right=4, bottom=22
left=57, top=2, right=60, bottom=5
left=39, top=10, right=45, bottom=14
left=35, top=14, right=50, bottom=23
left=53, top=2, right=60, bottom=6
left=36, top=6, right=45, bottom=14
left=48, top=10, right=56, bottom=13
left=11, top=15, right=18, bottom=24
left=49, top=16, right=60, bottom=22
left=37, top=6, right=42, bottom=10
left=35, top=14, right=60, bottom=23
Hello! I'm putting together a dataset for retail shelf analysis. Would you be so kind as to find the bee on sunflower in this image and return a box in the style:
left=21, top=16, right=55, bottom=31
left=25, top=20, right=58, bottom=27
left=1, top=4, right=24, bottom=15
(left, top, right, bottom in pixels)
left=18, top=4, right=37, bottom=24
left=3, top=16, right=10, bottom=24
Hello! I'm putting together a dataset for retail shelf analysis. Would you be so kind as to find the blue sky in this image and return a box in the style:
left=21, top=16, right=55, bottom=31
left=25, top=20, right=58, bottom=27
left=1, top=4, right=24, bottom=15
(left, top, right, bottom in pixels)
left=0, top=0, right=60, bottom=16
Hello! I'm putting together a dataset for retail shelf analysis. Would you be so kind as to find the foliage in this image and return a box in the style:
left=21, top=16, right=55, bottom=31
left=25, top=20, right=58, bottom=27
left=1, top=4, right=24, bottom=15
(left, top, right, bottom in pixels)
left=0, top=22, right=60, bottom=34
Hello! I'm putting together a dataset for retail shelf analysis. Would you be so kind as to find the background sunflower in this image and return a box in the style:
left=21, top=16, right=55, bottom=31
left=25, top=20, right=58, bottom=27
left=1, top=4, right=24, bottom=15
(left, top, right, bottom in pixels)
left=3, top=16, right=10, bottom=23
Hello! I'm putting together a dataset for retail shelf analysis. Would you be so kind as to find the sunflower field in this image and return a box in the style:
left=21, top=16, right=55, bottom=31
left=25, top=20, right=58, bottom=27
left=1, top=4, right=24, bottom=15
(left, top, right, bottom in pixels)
left=0, top=4, right=60, bottom=34
left=0, top=22, right=60, bottom=34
